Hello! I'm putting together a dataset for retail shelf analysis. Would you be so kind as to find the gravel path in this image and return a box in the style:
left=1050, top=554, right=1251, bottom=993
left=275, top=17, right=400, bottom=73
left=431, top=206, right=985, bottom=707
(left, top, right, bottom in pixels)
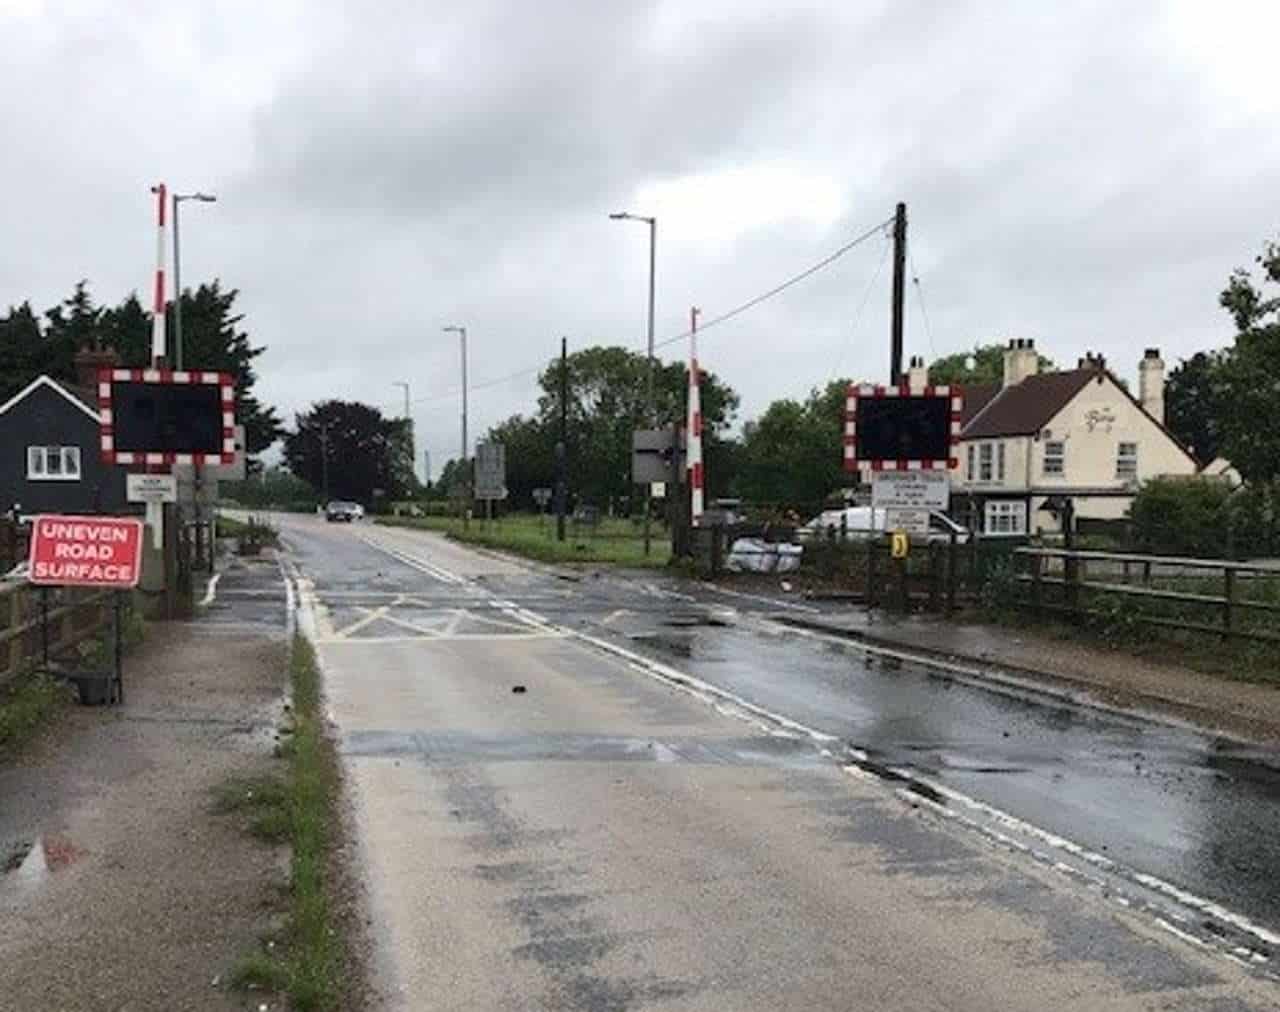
left=0, top=562, right=289, bottom=1011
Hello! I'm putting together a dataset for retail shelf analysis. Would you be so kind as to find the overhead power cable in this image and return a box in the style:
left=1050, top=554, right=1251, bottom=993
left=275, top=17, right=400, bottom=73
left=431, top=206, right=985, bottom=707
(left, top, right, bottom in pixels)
left=383, top=214, right=897, bottom=414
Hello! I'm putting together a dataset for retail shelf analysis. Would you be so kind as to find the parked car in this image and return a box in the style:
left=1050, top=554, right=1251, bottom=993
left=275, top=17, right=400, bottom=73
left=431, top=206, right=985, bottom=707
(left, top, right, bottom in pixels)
left=325, top=500, right=362, bottom=523
left=798, top=506, right=971, bottom=544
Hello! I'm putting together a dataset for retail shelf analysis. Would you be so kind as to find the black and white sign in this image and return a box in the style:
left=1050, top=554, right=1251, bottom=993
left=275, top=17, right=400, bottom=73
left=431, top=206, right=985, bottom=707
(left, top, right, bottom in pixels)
left=884, top=508, right=930, bottom=535
left=126, top=473, right=177, bottom=504
left=870, top=471, right=949, bottom=510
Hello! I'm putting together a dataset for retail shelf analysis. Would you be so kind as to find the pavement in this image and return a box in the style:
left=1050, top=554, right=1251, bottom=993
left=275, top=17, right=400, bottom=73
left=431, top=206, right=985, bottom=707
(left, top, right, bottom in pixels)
left=277, top=513, right=1280, bottom=1010
left=0, top=553, right=289, bottom=1010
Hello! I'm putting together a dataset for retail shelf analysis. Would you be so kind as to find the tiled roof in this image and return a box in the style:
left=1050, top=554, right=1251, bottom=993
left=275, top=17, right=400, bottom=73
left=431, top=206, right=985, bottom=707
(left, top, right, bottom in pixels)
left=957, top=383, right=999, bottom=427
left=961, top=369, right=1099, bottom=439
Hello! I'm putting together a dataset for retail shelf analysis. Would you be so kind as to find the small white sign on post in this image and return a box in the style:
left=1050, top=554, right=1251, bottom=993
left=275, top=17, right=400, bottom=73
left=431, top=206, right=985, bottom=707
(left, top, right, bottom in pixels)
left=126, top=473, right=178, bottom=504
left=650, top=481, right=667, bottom=498
left=885, top=508, right=931, bottom=535
left=870, top=470, right=949, bottom=511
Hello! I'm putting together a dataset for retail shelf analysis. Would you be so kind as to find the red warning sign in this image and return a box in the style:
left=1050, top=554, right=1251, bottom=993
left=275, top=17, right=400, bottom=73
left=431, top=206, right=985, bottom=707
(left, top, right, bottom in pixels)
left=27, top=515, right=144, bottom=588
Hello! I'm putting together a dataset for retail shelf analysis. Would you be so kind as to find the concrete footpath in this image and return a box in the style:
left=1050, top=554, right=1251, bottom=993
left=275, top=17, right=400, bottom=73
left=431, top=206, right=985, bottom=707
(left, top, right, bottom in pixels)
left=0, top=554, right=288, bottom=1011
left=769, top=605, right=1280, bottom=744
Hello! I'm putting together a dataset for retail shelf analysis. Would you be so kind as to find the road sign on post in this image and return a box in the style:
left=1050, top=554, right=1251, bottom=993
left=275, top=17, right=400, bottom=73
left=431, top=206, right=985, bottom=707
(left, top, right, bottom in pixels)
left=28, top=515, right=144, bottom=588
left=127, top=474, right=178, bottom=505
left=632, top=428, right=685, bottom=485
left=475, top=441, right=506, bottom=500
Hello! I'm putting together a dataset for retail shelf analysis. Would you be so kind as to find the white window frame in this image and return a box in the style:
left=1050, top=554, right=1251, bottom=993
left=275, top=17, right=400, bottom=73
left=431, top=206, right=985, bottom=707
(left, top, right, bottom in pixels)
left=984, top=500, right=1027, bottom=535
left=996, top=441, right=1006, bottom=482
left=26, top=445, right=81, bottom=481
left=1116, top=441, right=1138, bottom=480
left=978, top=443, right=994, bottom=482
left=1043, top=440, right=1065, bottom=476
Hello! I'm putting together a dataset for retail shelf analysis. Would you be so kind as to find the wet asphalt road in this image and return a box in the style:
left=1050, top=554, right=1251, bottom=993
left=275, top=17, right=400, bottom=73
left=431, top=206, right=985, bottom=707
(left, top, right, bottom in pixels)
left=274, top=515, right=1280, bottom=1009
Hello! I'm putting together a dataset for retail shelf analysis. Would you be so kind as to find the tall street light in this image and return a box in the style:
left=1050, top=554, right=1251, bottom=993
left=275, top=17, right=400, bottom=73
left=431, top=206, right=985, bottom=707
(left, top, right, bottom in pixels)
left=172, top=191, right=217, bottom=371
left=393, top=381, right=412, bottom=488
left=610, top=211, right=657, bottom=556
left=443, top=325, right=469, bottom=527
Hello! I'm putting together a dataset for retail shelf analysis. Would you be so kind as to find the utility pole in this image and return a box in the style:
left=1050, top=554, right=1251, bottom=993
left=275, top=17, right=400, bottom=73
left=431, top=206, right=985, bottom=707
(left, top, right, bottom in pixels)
left=444, top=326, right=469, bottom=528
left=890, top=201, right=907, bottom=386
left=171, top=191, right=216, bottom=371
left=393, top=381, right=412, bottom=487
left=556, top=337, right=568, bottom=542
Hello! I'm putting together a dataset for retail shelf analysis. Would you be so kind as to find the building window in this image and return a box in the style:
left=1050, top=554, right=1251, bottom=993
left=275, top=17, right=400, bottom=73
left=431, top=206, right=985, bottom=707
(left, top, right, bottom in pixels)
left=984, top=500, right=1027, bottom=535
left=27, top=445, right=81, bottom=481
left=966, top=444, right=975, bottom=482
left=1044, top=440, right=1065, bottom=476
left=978, top=443, right=993, bottom=481
left=1116, top=441, right=1138, bottom=480
left=996, top=441, right=1006, bottom=482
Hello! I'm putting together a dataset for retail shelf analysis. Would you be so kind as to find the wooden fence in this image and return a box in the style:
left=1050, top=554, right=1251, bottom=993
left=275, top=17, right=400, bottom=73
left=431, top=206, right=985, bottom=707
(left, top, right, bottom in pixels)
left=1015, top=547, right=1280, bottom=643
left=0, top=579, right=114, bottom=688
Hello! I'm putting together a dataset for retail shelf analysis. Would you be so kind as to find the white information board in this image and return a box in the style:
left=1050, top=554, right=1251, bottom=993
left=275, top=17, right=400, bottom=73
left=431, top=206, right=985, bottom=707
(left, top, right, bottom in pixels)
left=871, top=470, right=949, bottom=510
left=126, top=473, right=177, bottom=504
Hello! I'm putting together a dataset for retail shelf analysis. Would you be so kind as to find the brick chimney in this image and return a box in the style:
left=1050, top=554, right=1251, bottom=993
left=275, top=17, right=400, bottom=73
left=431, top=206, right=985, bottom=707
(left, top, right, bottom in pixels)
left=1138, top=347, right=1164, bottom=423
left=906, top=355, right=929, bottom=391
left=1002, top=338, right=1038, bottom=388
left=73, top=345, right=119, bottom=392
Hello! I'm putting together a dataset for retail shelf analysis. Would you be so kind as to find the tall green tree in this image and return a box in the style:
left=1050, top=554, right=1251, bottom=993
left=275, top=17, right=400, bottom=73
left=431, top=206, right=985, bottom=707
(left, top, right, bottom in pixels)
left=737, top=379, right=854, bottom=510
left=523, top=345, right=739, bottom=508
left=284, top=400, right=411, bottom=505
left=0, top=280, right=283, bottom=459
left=928, top=343, right=1056, bottom=386
left=1215, top=239, right=1280, bottom=482
left=0, top=302, right=46, bottom=403
left=1165, top=350, right=1228, bottom=464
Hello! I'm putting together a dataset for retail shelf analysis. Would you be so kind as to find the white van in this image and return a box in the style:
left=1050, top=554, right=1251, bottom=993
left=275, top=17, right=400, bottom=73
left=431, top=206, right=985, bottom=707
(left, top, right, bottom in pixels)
left=799, top=506, right=970, bottom=544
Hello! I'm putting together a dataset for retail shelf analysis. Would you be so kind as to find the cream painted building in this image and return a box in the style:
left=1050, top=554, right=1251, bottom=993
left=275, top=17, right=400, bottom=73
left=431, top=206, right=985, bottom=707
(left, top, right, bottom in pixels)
left=938, top=340, right=1198, bottom=536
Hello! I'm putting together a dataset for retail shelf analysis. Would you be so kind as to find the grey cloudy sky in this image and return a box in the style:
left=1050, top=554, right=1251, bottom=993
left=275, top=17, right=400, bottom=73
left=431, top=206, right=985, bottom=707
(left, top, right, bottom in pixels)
left=2, top=0, right=1277, bottom=477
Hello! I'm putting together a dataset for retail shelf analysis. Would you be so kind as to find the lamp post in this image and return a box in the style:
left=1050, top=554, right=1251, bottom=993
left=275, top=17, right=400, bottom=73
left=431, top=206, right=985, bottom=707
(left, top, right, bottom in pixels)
left=172, top=191, right=217, bottom=371
left=443, top=325, right=469, bottom=528
left=609, top=211, right=657, bottom=556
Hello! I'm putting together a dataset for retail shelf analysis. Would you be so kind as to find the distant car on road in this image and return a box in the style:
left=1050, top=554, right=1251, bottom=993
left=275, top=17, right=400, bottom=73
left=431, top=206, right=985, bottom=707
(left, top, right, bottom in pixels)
left=325, top=500, right=361, bottom=523
left=798, top=506, right=971, bottom=544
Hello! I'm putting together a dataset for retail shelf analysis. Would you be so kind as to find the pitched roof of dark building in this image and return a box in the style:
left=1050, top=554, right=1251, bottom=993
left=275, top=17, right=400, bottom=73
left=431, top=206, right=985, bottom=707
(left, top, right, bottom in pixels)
left=0, top=375, right=101, bottom=422
left=958, top=383, right=999, bottom=427
left=962, top=369, right=1099, bottom=439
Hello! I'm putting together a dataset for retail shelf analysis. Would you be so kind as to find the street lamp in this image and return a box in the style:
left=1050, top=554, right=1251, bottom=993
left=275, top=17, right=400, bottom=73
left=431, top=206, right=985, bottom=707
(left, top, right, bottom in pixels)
left=443, top=325, right=469, bottom=526
left=610, top=210, right=657, bottom=556
left=172, top=192, right=217, bottom=371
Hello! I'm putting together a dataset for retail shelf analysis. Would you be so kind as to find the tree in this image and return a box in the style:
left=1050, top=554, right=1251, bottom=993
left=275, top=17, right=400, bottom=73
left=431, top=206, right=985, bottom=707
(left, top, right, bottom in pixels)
left=1214, top=238, right=1280, bottom=483
left=284, top=400, right=412, bottom=505
left=737, top=379, right=854, bottom=510
left=524, top=345, right=739, bottom=509
left=928, top=343, right=1056, bottom=386
left=1165, top=350, right=1228, bottom=464
left=0, top=302, right=46, bottom=403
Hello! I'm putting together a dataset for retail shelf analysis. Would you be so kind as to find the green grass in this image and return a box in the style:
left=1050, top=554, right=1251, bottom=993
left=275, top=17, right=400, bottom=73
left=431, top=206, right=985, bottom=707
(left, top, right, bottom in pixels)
left=229, top=950, right=290, bottom=992
left=376, top=512, right=671, bottom=567
left=0, top=672, right=72, bottom=756
left=216, top=636, right=343, bottom=1010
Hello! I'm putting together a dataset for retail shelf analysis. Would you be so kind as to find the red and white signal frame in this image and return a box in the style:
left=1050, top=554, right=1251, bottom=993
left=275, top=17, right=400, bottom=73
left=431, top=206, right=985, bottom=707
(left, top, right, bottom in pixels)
left=843, top=383, right=965, bottom=473
left=98, top=368, right=237, bottom=467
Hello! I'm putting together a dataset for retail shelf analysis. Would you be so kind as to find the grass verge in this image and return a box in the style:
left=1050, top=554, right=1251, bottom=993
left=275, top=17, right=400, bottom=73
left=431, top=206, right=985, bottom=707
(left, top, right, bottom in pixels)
left=217, top=634, right=343, bottom=1010
left=376, top=513, right=671, bottom=567
left=0, top=672, right=73, bottom=757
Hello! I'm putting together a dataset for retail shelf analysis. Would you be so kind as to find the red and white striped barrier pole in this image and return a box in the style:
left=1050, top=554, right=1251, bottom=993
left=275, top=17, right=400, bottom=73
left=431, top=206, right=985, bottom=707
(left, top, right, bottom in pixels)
left=149, top=183, right=167, bottom=366
left=687, top=306, right=704, bottom=527
left=146, top=183, right=168, bottom=551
